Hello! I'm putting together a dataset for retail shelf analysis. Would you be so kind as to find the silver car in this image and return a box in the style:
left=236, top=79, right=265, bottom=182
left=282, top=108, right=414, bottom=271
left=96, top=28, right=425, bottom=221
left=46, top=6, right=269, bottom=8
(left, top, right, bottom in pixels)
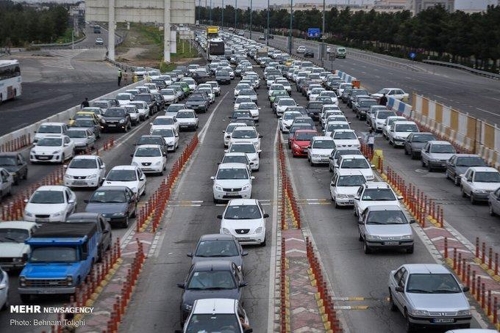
left=388, top=264, right=472, bottom=332
left=358, top=205, right=414, bottom=254
left=421, top=140, right=457, bottom=172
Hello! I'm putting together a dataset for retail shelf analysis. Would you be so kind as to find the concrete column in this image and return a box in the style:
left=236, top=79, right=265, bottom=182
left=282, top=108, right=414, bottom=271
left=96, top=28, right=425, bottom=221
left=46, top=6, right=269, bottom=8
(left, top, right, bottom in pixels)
left=164, top=0, right=171, bottom=63
left=108, top=0, right=116, bottom=61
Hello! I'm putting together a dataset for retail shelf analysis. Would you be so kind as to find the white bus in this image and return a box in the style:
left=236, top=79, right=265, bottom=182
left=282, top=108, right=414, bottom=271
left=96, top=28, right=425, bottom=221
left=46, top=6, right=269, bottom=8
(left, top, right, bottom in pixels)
left=0, top=60, right=22, bottom=103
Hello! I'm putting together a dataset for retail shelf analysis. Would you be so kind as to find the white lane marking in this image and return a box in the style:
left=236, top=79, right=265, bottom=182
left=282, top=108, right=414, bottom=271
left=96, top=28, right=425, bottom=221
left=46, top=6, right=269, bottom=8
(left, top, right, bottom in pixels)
left=476, top=107, right=500, bottom=117
left=199, top=90, right=230, bottom=144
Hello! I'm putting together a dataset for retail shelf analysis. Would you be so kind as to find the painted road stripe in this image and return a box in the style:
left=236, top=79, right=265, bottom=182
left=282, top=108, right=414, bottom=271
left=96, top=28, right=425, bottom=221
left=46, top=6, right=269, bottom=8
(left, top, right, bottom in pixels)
left=160, top=199, right=333, bottom=206
left=333, top=306, right=369, bottom=310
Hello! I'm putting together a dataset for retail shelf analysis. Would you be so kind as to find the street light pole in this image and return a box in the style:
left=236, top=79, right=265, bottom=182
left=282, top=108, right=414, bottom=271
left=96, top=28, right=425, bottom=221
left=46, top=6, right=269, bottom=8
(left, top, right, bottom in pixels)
left=249, top=0, right=253, bottom=39
left=266, top=0, right=270, bottom=46
left=209, top=0, right=212, bottom=25
left=235, top=0, right=238, bottom=29
left=222, top=0, right=224, bottom=27
left=288, top=0, right=293, bottom=55
left=321, top=0, right=325, bottom=64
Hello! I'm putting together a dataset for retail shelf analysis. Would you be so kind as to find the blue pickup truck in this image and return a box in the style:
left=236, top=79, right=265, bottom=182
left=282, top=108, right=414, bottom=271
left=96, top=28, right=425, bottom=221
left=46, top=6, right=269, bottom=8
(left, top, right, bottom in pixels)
left=18, top=222, right=98, bottom=302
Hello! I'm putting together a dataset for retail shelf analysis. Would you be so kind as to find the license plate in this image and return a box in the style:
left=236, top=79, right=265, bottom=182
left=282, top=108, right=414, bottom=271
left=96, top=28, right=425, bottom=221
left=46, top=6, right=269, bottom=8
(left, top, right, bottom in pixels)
left=36, top=218, right=49, bottom=222
left=38, top=156, right=49, bottom=160
left=385, top=242, right=399, bottom=245
left=433, top=318, right=454, bottom=323
left=181, top=125, right=188, bottom=128
left=348, top=200, right=354, bottom=204
left=238, top=237, right=251, bottom=240
left=73, top=181, right=87, bottom=185
left=108, top=124, right=116, bottom=127
left=226, top=192, right=240, bottom=196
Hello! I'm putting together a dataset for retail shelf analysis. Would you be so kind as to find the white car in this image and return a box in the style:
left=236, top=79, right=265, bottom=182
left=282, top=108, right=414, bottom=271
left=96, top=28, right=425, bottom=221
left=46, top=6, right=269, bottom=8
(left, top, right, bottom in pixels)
left=33, top=122, right=68, bottom=143
left=323, top=121, right=351, bottom=139
left=64, top=155, right=106, bottom=188
left=353, top=182, right=402, bottom=218
left=160, top=88, right=179, bottom=104
left=387, top=120, right=419, bottom=147
left=131, top=144, right=167, bottom=175
left=279, top=111, right=303, bottom=133
left=330, top=170, right=367, bottom=208
left=206, top=81, right=221, bottom=96
left=307, top=136, right=336, bottom=166
left=23, top=185, right=77, bottom=222
left=297, top=46, right=307, bottom=53
left=0, top=268, right=8, bottom=311
left=116, top=92, right=133, bottom=106
left=371, top=110, right=397, bottom=132
left=66, top=128, right=96, bottom=152
left=102, top=165, right=147, bottom=197
left=460, top=167, right=500, bottom=204
left=319, top=91, right=338, bottom=105
left=0, top=221, right=39, bottom=270
left=150, top=127, right=179, bottom=151
left=234, top=96, right=253, bottom=110
left=383, top=116, right=406, bottom=139
left=229, top=126, right=262, bottom=151
left=197, top=86, right=215, bottom=104
left=128, top=100, right=150, bottom=120
left=371, top=87, right=409, bottom=102
left=237, top=102, right=260, bottom=122
left=308, top=88, right=325, bottom=102
left=123, top=104, right=141, bottom=125
left=219, top=199, right=267, bottom=246
left=226, top=142, right=261, bottom=171
left=151, top=115, right=180, bottom=133
left=275, top=79, right=292, bottom=94
left=275, top=98, right=297, bottom=117
left=175, top=109, right=199, bottom=131
left=268, top=84, right=286, bottom=98
left=223, top=123, right=246, bottom=148
left=234, top=83, right=252, bottom=97
left=181, top=77, right=197, bottom=91
left=30, top=135, right=75, bottom=164
left=421, top=140, right=457, bottom=171
left=211, top=163, right=254, bottom=204
left=321, top=109, right=344, bottom=128
left=334, top=154, right=375, bottom=182
left=331, top=129, right=361, bottom=149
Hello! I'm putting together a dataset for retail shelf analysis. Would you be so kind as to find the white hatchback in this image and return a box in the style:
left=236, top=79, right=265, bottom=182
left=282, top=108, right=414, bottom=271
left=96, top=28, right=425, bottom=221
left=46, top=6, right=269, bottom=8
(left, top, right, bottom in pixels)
left=24, top=185, right=77, bottom=222
left=212, top=163, right=254, bottom=204
left=219, top=199, right=268, bottom=246
left=30, top=135, right=75, bottom=164
left=175, top=109, right=199, bottom=131
left=131, top=144, right=167, bottom=175
left=151, top=115, right=180, bottom=133
left=102, top=165, right=147, bottom=197
left=229, top=126, right=262, bottom=151
left=64, top=155, right=106, bottom=188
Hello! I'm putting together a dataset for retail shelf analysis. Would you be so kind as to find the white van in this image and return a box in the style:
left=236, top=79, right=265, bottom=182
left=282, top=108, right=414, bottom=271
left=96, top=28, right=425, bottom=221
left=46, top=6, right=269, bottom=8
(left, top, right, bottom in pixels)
left=336, top=47, right=347, bottom=59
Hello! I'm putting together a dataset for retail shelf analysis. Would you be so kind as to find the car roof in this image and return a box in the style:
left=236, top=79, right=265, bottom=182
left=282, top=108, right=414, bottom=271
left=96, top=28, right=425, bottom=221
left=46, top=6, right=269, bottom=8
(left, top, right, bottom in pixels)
left=467, top=167, right=498, bottom=172
left=192, top=260, right=235, bottom=271
left=72, top=155, right=100, bottom=160
left=393, top=121, right=417, bottom=125
left=233, top=126, right=257, bottom=131
left=227, top=198, right=259, bottom=206
left=135, top=144, right=162, bottom=149
left=335, top=169, right=366, bottom=176
left=199, top=234, right=238, bottom=242
left=0, top=152, right=21, bottom=157
left=34, top=185, right=68, bottom=191
left=109, top=165, right=138, bottom=171
left=224, top=152, right=248, bottom=157
left=403, top=263, right=451, bottom=274
left=362, top=182, right=390, bottom=189
left=312, top=136, right=333, bottom=141
left=191, top=298, right=238, bottom=315
left=0, top=221, right=38, bottom=229
left=39, top=122, right=66, bottom=126
left=218, top=163, right=249, bottom=170
left=365, top=205, right=404, bottom=212
left=428, top=140, right=453, bottom=145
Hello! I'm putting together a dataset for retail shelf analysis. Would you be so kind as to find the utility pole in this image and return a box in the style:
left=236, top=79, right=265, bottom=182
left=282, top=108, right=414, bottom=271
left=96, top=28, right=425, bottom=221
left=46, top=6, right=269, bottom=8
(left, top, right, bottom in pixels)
left=249, top=0, right=253, bottom=39
left=321, top=0, right=325, bottom=64
left=288, top=0, right=293, bottom=55
left=209, top=0, right=212, bottom=25
left=222, top=0, right=224, bottom=27
left=266, top=0, right=270, bottom=46
left=235, top=0, right=238, bottom=29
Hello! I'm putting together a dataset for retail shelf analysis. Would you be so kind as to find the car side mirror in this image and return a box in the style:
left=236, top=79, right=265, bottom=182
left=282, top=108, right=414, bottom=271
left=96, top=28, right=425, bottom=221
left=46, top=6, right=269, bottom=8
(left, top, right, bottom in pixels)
left=395, top=286, right=404, bottom=293
left=463, top=286, right=470, bottom=292
left=211, top=176, right=215, bottom=180
left=409, top=219, right=416, bottom=224
left=397, top=196, right=404, bottom=200
left=140, top=176, right=145, bottom=181
left=239, top=282, right=248, bottom=287
left=354, top=196, right=360, bottom=200
left=187, top=252, right=193, bottom=258
left=251, top=176, right=255, bottom=180
left=130, top=154, right=134, bottom=157
left=263, top=213, right=269, bottom=218
left=330, top=181, right=336, bottom=186
left=177, top=283, right=185, bottom=289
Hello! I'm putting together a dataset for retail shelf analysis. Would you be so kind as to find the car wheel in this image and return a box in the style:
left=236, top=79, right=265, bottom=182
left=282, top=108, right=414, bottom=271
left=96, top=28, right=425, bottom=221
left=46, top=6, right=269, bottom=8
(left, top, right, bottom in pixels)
left=427, top=163, right=433, bottom=172
left=261, top=238, right=266, bottom=247
left=358, top=233, right=363, bottom=242
left=60, top=154, right=65, bottom=165
left=131, top=204, right=137, bottom=218
left=421, top=159, right=426, bottom=167
left=407, top=245, right=414, bottom=254
left=124, top=124, right=128, bottom=133
left=122, top=216, right=129, bottom=228
left=141, top=188, right=146, bottom=196
left=389, top=290, right=397, bottom=312
left=1, top=295, right=9, bottom=311
left=470, top=194, right=476, bottom=205
left=213, top=197, right=219, bottom=204
left=411, top=152, right=418, bottom=160
left=363, top=242, right=371, bottom=254
left=310, top=160, right=315, bottom=166
left=445, top=170, right=451, bottom=180
left=454, top=176, right=460, bottom=186
left=404, top=148, right=408, bottom=155
left=489, top=204, right=496, bottom=216
left=23, top=170, right=28, bottom=180
left=405, top=310, right=415, bottom=333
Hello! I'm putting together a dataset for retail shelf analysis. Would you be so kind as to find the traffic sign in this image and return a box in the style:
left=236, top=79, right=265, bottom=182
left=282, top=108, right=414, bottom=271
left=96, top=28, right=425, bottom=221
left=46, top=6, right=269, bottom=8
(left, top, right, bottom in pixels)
left=307, top=28, right=320, bottom=38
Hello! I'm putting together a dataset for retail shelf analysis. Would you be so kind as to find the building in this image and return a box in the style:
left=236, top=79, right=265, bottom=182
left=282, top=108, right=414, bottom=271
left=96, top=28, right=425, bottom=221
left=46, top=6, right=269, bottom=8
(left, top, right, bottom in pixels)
left=409, top=0, right=454, bottom=13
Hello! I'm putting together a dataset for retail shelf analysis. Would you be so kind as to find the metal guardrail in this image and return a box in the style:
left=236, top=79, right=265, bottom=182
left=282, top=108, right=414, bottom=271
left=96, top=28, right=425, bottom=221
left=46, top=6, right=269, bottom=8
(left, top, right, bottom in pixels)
left=422, top=59, right=500, bottom=80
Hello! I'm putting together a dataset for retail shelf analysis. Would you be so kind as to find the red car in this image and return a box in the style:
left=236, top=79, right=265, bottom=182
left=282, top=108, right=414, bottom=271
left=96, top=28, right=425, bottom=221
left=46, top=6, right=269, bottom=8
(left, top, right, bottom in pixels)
left=290, top=130, right=319, bottom=157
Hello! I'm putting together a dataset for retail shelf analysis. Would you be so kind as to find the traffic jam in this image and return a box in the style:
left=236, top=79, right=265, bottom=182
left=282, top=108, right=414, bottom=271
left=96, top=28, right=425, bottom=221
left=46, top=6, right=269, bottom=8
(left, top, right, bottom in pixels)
left=0, top=27, right=499, bottom=333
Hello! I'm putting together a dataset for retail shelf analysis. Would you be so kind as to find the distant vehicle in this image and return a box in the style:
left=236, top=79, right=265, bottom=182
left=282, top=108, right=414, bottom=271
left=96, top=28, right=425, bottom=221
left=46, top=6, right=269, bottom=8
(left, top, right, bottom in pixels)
left=93, top=25, right=101, bottom=33
left=335, top=47, right=346, bottom=58
left=304, top=50, right=314, bottom=58
left=0, top=60, right=22, bottom=103
left=208, top=38, right=225, bottom=61
left=95, top=37, right=104, bottom=45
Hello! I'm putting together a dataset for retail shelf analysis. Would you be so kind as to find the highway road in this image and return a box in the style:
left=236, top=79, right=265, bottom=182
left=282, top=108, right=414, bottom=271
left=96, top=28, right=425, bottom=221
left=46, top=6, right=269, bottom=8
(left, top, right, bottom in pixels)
left=0, top=31, right=499, bottom=332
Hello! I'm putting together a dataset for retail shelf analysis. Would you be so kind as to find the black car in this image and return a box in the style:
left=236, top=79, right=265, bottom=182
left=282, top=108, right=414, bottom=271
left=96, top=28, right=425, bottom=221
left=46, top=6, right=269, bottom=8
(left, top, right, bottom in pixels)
left=151, top=92, right=166, bottom=112
left=101, top=107, right=131, bottom=133
left=66, top=212, right=112, bottom=261
left=306, top=101, right=324, bottom=121
left=135, top=135, right=169, bottom=156
left=304, top=50, right=314, bottom=58
left=177, top=260, right=247, bottom=324
left=84, top=186, right=137, bottom=228
left=152, top=79, right=168, bottom=90
left=229, top=110, right=253, bottom=121
left=229, top=117, right=257, bottom=127
left=0, top=152, right=28, bottom=185
left=352, top=98, right=378, bottom=120
left=215, top=70, right=231, bottom=85
left=192, top=69, right=211, bottom=84
left=347, top=89, right=370, bottom=108
left=134, top=93, right=158, bottom=115
left=185, top=93, right=210, bottom=113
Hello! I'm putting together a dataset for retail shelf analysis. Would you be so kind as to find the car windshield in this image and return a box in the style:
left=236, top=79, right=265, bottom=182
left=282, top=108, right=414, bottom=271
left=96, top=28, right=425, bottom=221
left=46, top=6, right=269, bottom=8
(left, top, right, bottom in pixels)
left=167, top=105, right=184, bottom=113
left=30, top=190, right=64, bottom=204
left=190, top=96, right=205, bottom=101
left=395, top=124, right=418, bottom=132
left=38, top=125, right=61, bottom=133
left=30, top=247, right=77, bottom=263
left=154, top=118, right=174, bottom=125
left=187, top=270, right=236, bottom=290
left=280, top=100, right=296, bottom=106
left=284, top=113, right=300, bottom=120
left=0, top=228, right=29, bottom=243
left=104, top=109, right=125, bottom=117
left=236, top=97, right=252, bottom=104
left=335, top=150, right=361, bottom=159
left=223, top=156, right=247, bottom=164
left=37, top=138, right=62, bottom=147
left=217, top=168, right=249, bottom=180
left=69, top=158, right=98, bottom=169
left=377, top=112, right=396, bottom=119
left=359, top=100, right=377, bottom=107
left=117, top=94, right=130, bottom=100
left=313, top=140, right=334, bottom=149
left=341, top=158, right=369, bottom=169
left=430, top=144, right=455, bottom=153
left=224, top=204, right=262, bottom=219
left=456, top=157, right=486, bottom=167
left=176, top=112, right=194, bottom=118
left=474, top=172, right=500, bottom=183
left=135, top=147, right=161, bottom=157
left=240, top=90, right=255, bottom=96
left=89, top=190, right=127, bottom=203
left=92, top=102, right=109, bottom=109
left=0, top=156, right=17, bottom=166
left=130, top=103, right=146, bottom=109
left=152, top=129, right=174, bottom=137
left=334, top=132, right=357, bottom=140
left=239, top=104, right=255, bottom=110
left=232, top=130, right=257, bottom=139
left=407, top=273, right=461, bottom=294
left=336, top=175, right=366, bottom=187
left=195, top=240, right=239, bottom=257
left=134, top=95, right=152, bottom=102
left=74, top=119, right=94, bottom=127
left=362, top=188, right=396, bottom=201
left=411, top=134, right=435, bottom=143
left=366, top=210, right=407, bottom=224
left=67, top=131, right=87, bottom=138
left=161, top=89, right=175, bottom=95
left=327, top=124, right=349, bottom=131
left=106, top=170, right=136, bottom=181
